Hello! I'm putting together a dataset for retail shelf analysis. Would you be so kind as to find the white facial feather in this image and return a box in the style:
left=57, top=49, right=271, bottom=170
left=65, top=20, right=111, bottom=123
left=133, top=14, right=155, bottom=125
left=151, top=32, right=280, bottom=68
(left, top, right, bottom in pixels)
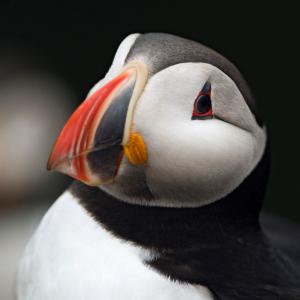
left=103, top=62, right=266, bottom=207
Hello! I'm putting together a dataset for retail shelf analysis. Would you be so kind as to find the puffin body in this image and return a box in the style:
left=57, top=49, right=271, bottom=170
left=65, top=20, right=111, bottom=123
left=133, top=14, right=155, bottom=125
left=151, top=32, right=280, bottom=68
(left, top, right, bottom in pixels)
left=17, top=190, right=213, bottom=300
left=17, top=33, right=300, bottom=300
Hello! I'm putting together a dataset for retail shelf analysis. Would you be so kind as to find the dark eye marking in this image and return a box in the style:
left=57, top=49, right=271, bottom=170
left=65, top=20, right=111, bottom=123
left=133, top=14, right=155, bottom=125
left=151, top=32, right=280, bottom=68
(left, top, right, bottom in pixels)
left=192, top=81, right=213, bottom=120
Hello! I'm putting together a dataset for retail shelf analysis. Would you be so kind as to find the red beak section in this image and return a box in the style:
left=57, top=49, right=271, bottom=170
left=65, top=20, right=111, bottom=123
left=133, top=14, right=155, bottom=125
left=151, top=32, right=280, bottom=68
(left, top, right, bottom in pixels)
left=47, top=62, right=148, bottom=186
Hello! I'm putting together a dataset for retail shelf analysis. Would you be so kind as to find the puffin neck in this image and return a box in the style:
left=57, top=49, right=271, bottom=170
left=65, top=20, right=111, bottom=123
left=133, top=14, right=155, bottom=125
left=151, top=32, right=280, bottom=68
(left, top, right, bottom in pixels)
left=70, top=143, right=271, bottom=250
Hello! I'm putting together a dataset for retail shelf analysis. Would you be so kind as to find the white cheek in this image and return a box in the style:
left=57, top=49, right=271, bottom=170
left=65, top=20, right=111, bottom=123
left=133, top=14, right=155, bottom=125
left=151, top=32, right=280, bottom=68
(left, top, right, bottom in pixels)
left=130, top=62, right=266, bottom=206
left=139, top=119, right=260, bottom=205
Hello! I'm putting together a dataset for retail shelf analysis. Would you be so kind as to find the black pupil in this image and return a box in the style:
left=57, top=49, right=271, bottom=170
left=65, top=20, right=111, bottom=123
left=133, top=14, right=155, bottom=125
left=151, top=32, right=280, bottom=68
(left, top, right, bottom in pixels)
left=196, top=94, right=211, bottom=113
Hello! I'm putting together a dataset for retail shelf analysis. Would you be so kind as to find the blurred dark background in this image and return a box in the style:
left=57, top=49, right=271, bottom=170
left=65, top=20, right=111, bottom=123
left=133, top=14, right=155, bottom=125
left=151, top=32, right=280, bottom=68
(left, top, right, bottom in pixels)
left=0, top=2, right=299, bottom=299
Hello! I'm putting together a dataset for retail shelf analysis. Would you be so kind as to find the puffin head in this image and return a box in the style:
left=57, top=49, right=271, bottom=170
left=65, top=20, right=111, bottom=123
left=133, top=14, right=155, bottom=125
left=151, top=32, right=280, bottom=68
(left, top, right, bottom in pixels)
left=48, top=33, right=266, bottom=207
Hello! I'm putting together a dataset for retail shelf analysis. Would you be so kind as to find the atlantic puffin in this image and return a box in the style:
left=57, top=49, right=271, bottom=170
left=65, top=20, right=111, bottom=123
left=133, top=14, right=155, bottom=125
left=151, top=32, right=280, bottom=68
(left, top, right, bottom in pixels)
left=17, top=33, right=300, bottom=300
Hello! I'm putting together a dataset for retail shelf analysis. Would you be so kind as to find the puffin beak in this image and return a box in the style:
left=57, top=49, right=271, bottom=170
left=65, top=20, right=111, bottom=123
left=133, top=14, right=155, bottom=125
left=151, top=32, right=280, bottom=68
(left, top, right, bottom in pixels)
left=47, top=61, right=148, bottom=186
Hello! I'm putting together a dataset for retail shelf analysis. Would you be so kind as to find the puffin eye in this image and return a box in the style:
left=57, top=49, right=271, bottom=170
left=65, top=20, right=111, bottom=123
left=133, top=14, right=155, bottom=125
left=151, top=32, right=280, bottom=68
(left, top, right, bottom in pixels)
left=192, top=81, right=213, bottom=120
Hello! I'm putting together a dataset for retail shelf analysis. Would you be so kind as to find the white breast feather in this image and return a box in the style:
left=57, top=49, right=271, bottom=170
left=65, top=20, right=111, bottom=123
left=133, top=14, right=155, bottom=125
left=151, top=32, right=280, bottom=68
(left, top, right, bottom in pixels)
left=16, top=191, right=213, bottom=300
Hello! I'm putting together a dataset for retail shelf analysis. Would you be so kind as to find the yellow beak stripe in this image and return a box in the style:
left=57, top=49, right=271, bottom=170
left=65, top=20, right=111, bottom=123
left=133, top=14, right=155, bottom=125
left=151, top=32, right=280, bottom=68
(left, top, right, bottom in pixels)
left=124, top=132, right=147, bottom=165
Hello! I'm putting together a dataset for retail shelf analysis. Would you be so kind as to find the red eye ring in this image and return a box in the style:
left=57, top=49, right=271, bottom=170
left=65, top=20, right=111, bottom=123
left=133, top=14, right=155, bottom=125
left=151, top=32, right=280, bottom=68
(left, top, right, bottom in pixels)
left=192, top=82, right=213, bottom=120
